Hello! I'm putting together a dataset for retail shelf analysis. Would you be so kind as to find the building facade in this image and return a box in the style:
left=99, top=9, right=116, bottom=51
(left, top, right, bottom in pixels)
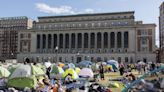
left=17, top=11, right=156, bottom=63
left=160, top=2, right=164, bottom=62
left=0, top=16, right=33, bottom=60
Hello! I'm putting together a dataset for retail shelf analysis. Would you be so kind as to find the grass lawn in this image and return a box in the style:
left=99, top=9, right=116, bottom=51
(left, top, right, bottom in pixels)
left=97, top=71, right=139, bottom=92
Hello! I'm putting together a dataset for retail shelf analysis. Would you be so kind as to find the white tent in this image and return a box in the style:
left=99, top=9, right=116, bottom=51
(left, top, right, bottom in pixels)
left=79, top=68, right=94, bottom=78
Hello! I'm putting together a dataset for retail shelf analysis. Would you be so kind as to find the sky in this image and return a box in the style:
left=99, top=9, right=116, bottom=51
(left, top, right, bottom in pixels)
left=0, top=0, right=163, bottom=46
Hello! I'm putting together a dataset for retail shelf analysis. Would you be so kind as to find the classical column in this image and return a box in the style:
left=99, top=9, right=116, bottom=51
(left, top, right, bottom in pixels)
left=115, top=32, right=117, bottom=49
left=69, top=33, right=71, bottom=49
left=122, top=32, right=124, bottom=48
left=88, top=33, right=90, bottom=50
left=108, top=32, right=110, bottom=49
left=75, top=33, right=77, bottom=50
left=63, top=33, right=65, bottom=49
left=40, top=34, right=43, bottom=52
left=82, top=33, right=84, bottom=50
left=52, top=34, right=54, bottom=51
left=95, top=32, right=97, bottom=49
left=101, top=32, right=104, bottom=49
left=46, top=34, right=48, bottom=52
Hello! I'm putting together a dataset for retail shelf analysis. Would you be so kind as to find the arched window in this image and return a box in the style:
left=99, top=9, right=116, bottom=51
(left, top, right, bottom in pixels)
left=48, top=34, right=52, bottom=49
left=110, top=32, right=115, bottom=48
left=97, top=32, right=101, bottom=48
left=42, top=34, right=46, bottom=49
left=124, top=32, right=129, bottom=48
left=84, top=33, right=88, bottom=48
left=59, top=34, right=63, bottom=48
left=104, top=32, right=108, bottom=48
left=90, top=33, right=95, bottom=48
left=77, top=33, right=82, bottom=48
left=117, top=32, right=122, bottom=48
left=37, top=34, right=40, bottom=49
left=65, top=34, right=69, bottom=48
left=71, top=33, right=75, bottom=48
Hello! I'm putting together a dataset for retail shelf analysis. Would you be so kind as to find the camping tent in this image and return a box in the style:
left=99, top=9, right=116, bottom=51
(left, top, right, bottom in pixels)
left=0, top=66, right=10, bottom=78
left=78, top=60, right=92, bottom=68
left=75, top=67, right=81, bottom=74
left=8, top=64, right=45, bottom=88
left=107, top=60, right=119, bottom=71
left=50, top=65, right=64, bottom=78
left=62, top=68, right=79, bottom=79
left=79, top=68, right=94, bottom=78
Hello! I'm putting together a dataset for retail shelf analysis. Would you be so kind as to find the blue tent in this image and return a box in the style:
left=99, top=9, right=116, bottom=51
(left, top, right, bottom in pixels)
left=107, top=60, right=119, bottom=71
left=78, top=60, right=92, bottom=68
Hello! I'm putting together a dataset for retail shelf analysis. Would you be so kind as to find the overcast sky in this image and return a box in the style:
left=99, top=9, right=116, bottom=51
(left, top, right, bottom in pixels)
left=0, top=0, right=163, bottom=46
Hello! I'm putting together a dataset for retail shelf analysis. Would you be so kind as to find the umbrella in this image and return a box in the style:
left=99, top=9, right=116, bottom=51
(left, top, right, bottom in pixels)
left=79, top=68, right=94, bottom=78
left=0, top=66, right=10, bottom=78
left=63, top=68, right=79, bottom=79
left=44, top=62, right=52, bottom=68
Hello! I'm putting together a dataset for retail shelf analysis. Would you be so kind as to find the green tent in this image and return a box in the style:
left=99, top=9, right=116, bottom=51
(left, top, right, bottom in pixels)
left=7, top=64, right=45, bottom=89
left=0, top=66, right=10, bottom=78
left=50, top=65, right=64, bottom=78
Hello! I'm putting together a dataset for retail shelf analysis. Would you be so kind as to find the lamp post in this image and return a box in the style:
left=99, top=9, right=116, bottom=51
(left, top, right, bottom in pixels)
left=55, top=46, right=59, bottom=63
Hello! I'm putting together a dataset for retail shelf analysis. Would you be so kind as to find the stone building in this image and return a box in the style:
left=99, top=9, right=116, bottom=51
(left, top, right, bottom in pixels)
left=0, top=16, right=33, bottom=60
left=159, top=2, right=164, bottom=62
left=17, top=11, right=156, bottom=63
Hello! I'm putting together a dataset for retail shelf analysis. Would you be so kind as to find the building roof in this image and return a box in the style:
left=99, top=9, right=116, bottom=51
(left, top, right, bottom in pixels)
left=38, top=11, right=135, bottom=19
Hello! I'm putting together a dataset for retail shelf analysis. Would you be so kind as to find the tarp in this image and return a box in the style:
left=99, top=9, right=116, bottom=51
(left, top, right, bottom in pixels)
left=0, top=66, right=10, bottom=78
left=63, top=68, right=79, bottom=79
left=79, top=68, right=94, bottom=78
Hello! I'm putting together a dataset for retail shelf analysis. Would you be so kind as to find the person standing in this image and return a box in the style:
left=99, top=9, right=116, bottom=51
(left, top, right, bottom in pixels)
left=99, top=63, right=105, bottom=80
left=46, top=67, right=51, bottom=79
left=119, top=65, right=124, bottom=76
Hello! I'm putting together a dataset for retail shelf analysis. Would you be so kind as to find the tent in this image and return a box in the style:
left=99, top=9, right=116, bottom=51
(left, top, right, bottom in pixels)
left=44, top=62, right=52, bottom=68
left=62, top=68, right=79, bottom=79
left=0, top=66, right=10, bottom=78
left=50, top=65, right=64, bottom=78
left=8, top=64, right=19, bottom=75
left=79, top=68, right=94, bottom=78
left=75, top=67, right=81, bottom=74
left=7, top=64, right=45, bottom=89
left=68, top=63, right=75, bottom=69
left=107, top=60, right=119, bottom=71
left=58, top=63, right=65, bottom=68
left=78, top=60, right=92, bottom=68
